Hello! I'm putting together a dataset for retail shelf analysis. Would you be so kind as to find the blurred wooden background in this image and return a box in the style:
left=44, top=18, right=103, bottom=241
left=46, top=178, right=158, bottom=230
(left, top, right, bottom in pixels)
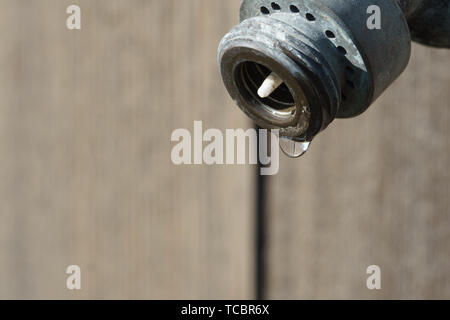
left=268, top=44, right=450, bottom=299
left=0, top=0, right=252, bottom=299
left=0, top=0, right=449, bottom=299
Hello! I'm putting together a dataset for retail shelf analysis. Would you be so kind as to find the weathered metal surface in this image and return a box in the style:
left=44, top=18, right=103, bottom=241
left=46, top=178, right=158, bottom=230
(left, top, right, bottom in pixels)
left=219, top=0, right=412, bottom=145
left=403, top=0, right=450, bottom=48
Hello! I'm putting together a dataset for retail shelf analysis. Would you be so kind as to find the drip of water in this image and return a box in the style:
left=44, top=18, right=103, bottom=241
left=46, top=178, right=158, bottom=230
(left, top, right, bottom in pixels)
left=279, top=136, right=311, bottom=158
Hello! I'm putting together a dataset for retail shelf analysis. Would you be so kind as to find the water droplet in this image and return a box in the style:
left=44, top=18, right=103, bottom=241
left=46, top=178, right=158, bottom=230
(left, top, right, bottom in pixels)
left=279, top=136, right=310, bottom=158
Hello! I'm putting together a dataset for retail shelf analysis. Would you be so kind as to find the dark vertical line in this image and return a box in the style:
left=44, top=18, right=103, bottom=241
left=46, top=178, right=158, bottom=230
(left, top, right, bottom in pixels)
left=256, top=127, right=267, bottom=300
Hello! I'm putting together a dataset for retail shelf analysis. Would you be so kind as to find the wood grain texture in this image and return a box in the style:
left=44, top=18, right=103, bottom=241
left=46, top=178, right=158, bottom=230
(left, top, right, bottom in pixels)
left=267, top=44, right=450, bottom=299
left=0, top=0, right=449, bottom=300
left=0, top=0, right=254, bottom=299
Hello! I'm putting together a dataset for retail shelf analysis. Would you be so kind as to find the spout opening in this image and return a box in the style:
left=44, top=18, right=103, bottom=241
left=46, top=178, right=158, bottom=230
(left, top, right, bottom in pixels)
left=234, top=61, right=297, bottom=124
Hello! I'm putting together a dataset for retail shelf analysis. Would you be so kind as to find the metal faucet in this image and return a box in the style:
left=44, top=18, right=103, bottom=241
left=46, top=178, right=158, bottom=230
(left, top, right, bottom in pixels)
left=218, top=0, right=449, bottom=157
